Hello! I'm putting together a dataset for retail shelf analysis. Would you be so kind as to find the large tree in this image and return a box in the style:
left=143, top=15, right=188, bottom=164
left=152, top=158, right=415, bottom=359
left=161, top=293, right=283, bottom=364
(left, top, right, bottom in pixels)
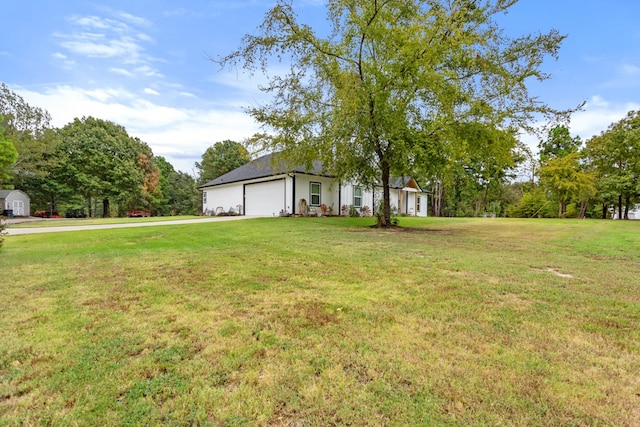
left=196, top=140, right=251, bottom=185
left=0, top=124, right=18, bottom=187
left=218, top=0, right=568, bottom=225
left=539, top=151, right=596, bottom=217
left=56, top=117, right=159, bottom=217
left=433, top=122, right=521, bottom=216
left=586, top=110, right=640, bottom=219
left=538, top=124, right=582, bottom=163
left=0, top=83, right=55, bottom=189
left=154, top=156, right=200, bottom=215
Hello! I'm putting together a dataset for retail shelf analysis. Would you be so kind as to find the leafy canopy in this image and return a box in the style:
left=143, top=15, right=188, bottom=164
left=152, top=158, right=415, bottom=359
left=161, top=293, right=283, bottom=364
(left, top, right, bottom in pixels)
left=56, top=117, right=160, bottom=217
left=219, top=0, right=567, bottom=224
left=0, top=123, right=18, bottom=186
left=586, top=110, right=640, bottom=217
left=196, top=140, right=251, bottom=185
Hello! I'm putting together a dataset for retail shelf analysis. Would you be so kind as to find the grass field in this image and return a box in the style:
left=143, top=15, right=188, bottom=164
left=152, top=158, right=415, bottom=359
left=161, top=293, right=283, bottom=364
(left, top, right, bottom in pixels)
left=1, top=217, right=639, bottom=426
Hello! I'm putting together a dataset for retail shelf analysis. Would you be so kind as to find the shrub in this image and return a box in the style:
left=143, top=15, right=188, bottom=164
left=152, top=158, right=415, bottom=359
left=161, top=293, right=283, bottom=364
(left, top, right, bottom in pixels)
left=348, top=205, right=360, bottom=217
left=507, top=189, right=556, bottom=218
left=341, top=204, right=349, bottom=216
left=0, top=216, right=6, bottom=249
left=361, top=206, right=372, bottom=217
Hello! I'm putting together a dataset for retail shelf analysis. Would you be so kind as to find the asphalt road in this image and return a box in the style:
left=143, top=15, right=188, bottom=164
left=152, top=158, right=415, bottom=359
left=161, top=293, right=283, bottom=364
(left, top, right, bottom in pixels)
left=4, top=216, right=253, bottom=236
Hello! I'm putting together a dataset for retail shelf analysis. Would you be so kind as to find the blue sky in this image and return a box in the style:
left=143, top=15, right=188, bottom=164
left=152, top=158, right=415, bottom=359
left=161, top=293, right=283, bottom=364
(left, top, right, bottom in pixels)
left=2, top=1, right=639, bottom=174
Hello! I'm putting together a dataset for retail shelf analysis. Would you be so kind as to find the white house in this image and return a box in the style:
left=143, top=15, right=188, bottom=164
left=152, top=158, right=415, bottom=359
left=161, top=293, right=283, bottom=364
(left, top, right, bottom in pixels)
left=612, top=204, right=640, bottom=220
left=0, top=189, right=31, bottom=217
left=198, top=153, right=429, bottom=217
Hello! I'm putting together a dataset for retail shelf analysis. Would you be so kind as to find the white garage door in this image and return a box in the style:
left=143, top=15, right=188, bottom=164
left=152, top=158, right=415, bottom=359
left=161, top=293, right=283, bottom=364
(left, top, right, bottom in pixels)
left=244, top=180, right=285, bottom=216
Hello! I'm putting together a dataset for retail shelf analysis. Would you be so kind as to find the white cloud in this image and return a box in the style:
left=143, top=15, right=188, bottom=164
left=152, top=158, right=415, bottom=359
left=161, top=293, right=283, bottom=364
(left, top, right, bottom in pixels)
left=53, top=11, right=157, bottom=76
left=144, top=88, right=160, bottom=96
left=58, top=34, right=143, bottom=58
left=70, top=15, right=129, bottom=32
left=115, top=11, right=152, bottom=28
left=620, top=64, right=640, bottom=76
left=133, top=65, right=163, bottom=78
left=570, top=97, right=640, bottom=141
left=110, top=67, right=134, bottom=77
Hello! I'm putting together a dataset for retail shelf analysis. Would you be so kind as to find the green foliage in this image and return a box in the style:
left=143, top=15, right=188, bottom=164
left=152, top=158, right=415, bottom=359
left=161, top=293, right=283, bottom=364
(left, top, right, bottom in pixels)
left=196, top=140, right=250, bottom=185
left=0, top=124, right=18, bottom=186
left=348, top=204, right=360, bottom=217
left=55, top=117, right=160, bottom=217
left=539, top=151, right=596, bottom=217
left=506, top=188, right=556, bottom=218
left=220, top=0, right=567, bottom=225
left=0, top=84, right=54, bottom=191
left=434, top=123, right=523, bottom=217
left=586, top=110, right=640, bottom=219
left=538, top=125, right=582, bottom=163
left=154, top=156, right=200, bottom=215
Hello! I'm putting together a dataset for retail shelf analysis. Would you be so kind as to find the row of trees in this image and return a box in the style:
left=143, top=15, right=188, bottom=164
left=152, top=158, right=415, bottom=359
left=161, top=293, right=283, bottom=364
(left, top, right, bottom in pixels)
left=0, top=84, right=201, bottom=217
left=506, top=114, right=640, bottom=220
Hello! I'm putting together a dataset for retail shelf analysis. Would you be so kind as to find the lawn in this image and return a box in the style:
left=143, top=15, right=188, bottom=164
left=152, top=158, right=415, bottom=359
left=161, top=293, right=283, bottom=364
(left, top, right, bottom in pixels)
left=1, top=217, right=639, bottom=426
left=7, top=215, right=204, bottom=228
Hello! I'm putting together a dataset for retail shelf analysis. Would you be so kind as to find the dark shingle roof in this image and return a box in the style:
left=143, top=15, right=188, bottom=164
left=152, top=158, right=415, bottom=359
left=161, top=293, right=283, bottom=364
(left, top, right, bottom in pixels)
left=198, top=153, right=331, bottom=188
left=197, top=154, right=428, bottom=193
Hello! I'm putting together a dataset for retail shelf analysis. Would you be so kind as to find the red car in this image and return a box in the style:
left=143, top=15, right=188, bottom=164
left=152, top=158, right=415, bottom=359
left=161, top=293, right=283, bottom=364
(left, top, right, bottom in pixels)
left=126, top=210, right=151, bottom=218
left=33, top=210, right=64, bottom=219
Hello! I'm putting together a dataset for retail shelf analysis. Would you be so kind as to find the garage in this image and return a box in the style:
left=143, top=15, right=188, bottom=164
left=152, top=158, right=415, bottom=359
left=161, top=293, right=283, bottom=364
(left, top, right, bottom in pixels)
left=244, top=179, right=286, bottom=216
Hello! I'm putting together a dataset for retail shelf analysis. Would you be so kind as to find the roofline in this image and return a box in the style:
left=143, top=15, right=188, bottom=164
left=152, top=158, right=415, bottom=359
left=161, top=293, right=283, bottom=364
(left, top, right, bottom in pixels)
left=198, top=170, right=335, bottom=189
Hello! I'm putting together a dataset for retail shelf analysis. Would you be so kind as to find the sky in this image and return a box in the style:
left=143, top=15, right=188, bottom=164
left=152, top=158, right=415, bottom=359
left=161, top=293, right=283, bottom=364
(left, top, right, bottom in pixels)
left=2, top=1, right=639, bottom=174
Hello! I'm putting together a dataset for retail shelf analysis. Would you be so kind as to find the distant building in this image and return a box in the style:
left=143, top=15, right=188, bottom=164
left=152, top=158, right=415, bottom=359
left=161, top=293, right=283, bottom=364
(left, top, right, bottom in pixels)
left=0, top=189, right=31, bottom=217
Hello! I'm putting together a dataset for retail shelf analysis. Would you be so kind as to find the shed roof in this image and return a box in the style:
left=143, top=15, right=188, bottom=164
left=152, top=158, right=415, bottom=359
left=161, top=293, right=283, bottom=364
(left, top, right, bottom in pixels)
left=0, top=189, right=29, bottom=199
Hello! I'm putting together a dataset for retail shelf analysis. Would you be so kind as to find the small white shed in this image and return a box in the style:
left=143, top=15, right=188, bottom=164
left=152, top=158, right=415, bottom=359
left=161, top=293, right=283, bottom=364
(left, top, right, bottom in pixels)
left=0, top=189, right=31, bottom=217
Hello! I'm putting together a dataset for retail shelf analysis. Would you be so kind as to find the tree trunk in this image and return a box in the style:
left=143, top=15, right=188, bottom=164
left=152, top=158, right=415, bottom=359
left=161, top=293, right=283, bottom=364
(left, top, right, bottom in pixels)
left=103, top=198, right=110, bottom=218
left=618, top=195, right=623, bottom=220
left=580, top=201, right=588, bottom=219
left=379, top=158, right=391, bottom=227
left=624, top=195, right=630, bottom=220
left=602, top=203, right=607, bottom=219
left=432, top=180, right=442, bottom=217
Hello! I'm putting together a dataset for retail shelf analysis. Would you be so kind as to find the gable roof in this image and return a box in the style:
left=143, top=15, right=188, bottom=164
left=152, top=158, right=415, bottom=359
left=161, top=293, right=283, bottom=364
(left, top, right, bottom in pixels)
left=388, top=176, right=425, bottom=192
left=198, top=153, right=330, bottom=188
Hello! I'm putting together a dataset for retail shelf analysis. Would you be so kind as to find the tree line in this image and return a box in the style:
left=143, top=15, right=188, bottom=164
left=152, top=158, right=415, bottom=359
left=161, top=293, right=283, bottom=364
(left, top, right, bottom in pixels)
left=0, top=84, right=205, bottom=217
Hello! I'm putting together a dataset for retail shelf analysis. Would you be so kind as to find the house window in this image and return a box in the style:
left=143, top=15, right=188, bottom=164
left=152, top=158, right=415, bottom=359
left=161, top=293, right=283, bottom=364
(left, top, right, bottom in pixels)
left=310, top=182, right=321, bottom=206
left=353, top=186, right=362, bottom=208
left=417, top=196, right=421, bottom=212
left=202, top=192, right=207, bottom=204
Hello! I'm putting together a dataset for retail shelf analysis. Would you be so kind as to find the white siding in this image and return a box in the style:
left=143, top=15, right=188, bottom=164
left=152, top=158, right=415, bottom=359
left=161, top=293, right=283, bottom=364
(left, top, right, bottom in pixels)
left=202, top=183, right=243, bottom=215
left=293, top=175, right=339, bottom=214
left=340, top=183, right=375, bottom=214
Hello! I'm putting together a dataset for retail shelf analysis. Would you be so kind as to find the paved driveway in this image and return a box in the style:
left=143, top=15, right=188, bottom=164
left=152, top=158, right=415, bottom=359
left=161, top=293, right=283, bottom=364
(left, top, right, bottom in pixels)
left=4, top=216, right=253, bottom=236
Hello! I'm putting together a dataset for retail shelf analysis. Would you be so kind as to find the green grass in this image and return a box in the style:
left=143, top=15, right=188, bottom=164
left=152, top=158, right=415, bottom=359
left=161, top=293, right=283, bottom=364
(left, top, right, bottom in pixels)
left=1, top=217, right=639, bottom=426
left=7, top=215, right=203, bottom=228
